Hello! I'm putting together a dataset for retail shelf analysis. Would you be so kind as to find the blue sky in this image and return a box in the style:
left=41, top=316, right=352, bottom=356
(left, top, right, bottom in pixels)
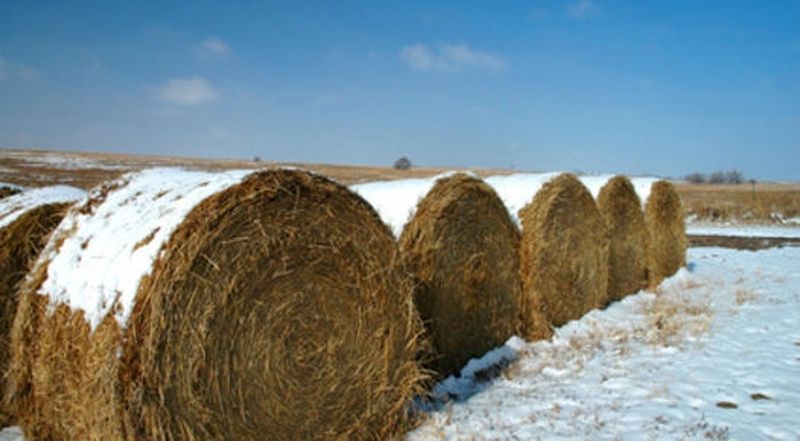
left=1, top=1, right=798, bottom=180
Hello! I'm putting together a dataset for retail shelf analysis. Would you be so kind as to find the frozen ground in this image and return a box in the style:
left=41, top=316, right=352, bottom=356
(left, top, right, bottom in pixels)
left=408, top=246, right=800, bottom=440
left=687, top=223, right=800, bottom=239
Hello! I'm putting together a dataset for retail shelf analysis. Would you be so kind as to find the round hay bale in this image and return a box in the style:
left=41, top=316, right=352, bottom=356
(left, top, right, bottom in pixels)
left=0, top=205, right=71, bottom=426
left=645, top=180, right=686, bottom=288
left=399, top=174, right=551, bottom=378
left=597, top=175, right=649, bottom=302
left=0, top=186, right=84, bottom=426
left=519, top=173, right=610, bottom=327
left=8, top=168, right=425, bottom=440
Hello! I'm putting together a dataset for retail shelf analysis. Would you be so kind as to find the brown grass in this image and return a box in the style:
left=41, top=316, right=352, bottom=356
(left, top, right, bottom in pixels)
left=0, top=148, right=509, bottom=190
left=0, top=202, right=71, bottom=426
left=675, top=182, right=800, bottom=224
left=645, top=181, right=687, bottom=288
left=399, top=174, right=549, bottom=378
left=597, top=176, right=649, bottom=302
left=8, top=169, right=427, bottom=440
left=519, top=173, right=610, bottom=327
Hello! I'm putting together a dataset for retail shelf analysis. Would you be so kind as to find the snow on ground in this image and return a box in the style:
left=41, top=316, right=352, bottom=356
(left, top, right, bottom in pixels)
left=0, top=185, right=85, bottom=229
left=687, top=223, right=800, bottom=239
left=37, top=167, right=252, bottom=330
left=408, top=246, right=800, bottom=440
left=13, top=154, right=129, bottom=171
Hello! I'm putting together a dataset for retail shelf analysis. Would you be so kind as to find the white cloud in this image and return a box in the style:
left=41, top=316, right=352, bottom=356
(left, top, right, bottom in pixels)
left=400, top=43, right=507, bottom=72
left=568, top=0, right=597, bottom=19
left=155, top=77, right=218, bottom=106
left=197, top=36, right=231, bottom=59
left=0, top=56, right=39, bottom=81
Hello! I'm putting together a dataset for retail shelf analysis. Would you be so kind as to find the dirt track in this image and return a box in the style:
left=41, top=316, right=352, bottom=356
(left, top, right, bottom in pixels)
left=687, top=234, right=800, bottom=250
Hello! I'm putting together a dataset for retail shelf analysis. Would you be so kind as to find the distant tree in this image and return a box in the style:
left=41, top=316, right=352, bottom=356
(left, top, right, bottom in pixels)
left=253, top=155, right=261, bottom=163
left=708, top=171, right=726, bottom=184
left=393, top=156, right=412, bottom=170
left=684, top=172, right=706, bottom=184
left=724, top=170, right=744, bottom=184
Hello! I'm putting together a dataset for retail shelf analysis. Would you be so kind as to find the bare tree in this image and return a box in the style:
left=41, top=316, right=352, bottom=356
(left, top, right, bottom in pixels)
left=684, top=172, right=706, bottom=184
left=724, top=170, right=744, bottom=184
left=393, top=157, right=412, bottom=170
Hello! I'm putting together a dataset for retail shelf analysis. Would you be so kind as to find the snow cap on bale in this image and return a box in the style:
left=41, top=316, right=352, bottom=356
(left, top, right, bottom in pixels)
left=8, top=168, right=426, bottom=441
left=519, top=173, right=610, bottom=327
left=645, top=180, right=686, bottom=288
left=351, top=172, right=462, bottom=237
left=484, top=172, right=561, bottom=226
left=399, top=174, right=551, bottom=378
left=597, top=176, right=649, bottom=302
left=0, top=185, right=85, bottom=426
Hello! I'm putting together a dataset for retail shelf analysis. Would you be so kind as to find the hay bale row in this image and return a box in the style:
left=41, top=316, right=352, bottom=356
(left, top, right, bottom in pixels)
left=8, top=168, right=425, bottom=440
left=0, top=185, right=85, bottom=426
left=389, top=172, right=684, bottom=379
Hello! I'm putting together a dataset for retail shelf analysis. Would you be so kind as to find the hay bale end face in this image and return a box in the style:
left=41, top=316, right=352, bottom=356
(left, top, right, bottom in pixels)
left=0, top=186, right=84, bottom=426
left=597, top=176, right=649, bottom=302
left=645, top=180, right=687, bottom=288
left=399, top=174, right=548, bottom=378
left=519, top=173, right=610, bottom=327
left=9, top=168, right=425, bottom=440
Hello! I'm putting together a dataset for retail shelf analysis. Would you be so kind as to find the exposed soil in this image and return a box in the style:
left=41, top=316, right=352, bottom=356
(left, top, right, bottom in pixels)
left=687, top=234, right=800, bottom=250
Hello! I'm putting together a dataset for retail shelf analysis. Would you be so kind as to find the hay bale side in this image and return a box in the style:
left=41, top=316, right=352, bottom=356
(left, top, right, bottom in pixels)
left=597, top=176, right=649, bottom=302
left=519, top=173, right=610, bottom=327
left=9, top=169, right=426, bottom=440
left=645, top=180, right=686, bottom=288
left=399, top=174, right=550, bottom=378
left=0, top=202, right=71, bottom=426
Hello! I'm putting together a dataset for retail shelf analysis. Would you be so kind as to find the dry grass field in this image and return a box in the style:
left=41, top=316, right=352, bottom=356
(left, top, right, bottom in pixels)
left=0, top=148, right=504, bottom=189
left=2, top=148, right=798, bottom=225
left=675, top=182, right=800, bottom=224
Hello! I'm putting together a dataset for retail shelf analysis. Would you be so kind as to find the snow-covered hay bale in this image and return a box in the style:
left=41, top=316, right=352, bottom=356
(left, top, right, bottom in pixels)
left=519, top=173, right=610, bottom=327
left=399, top=174, right=550, bottom=378
left=8, top=168, right=425, bottom=440
left=0, top=186, right=84, bottom=425
left=597, top=176, right=649, bottom=302
left=645, top=180, right=686, bottom=288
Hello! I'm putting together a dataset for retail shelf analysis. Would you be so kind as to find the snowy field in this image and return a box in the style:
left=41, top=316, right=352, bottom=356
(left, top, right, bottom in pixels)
left=408, top=246, right=800, bottom=440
